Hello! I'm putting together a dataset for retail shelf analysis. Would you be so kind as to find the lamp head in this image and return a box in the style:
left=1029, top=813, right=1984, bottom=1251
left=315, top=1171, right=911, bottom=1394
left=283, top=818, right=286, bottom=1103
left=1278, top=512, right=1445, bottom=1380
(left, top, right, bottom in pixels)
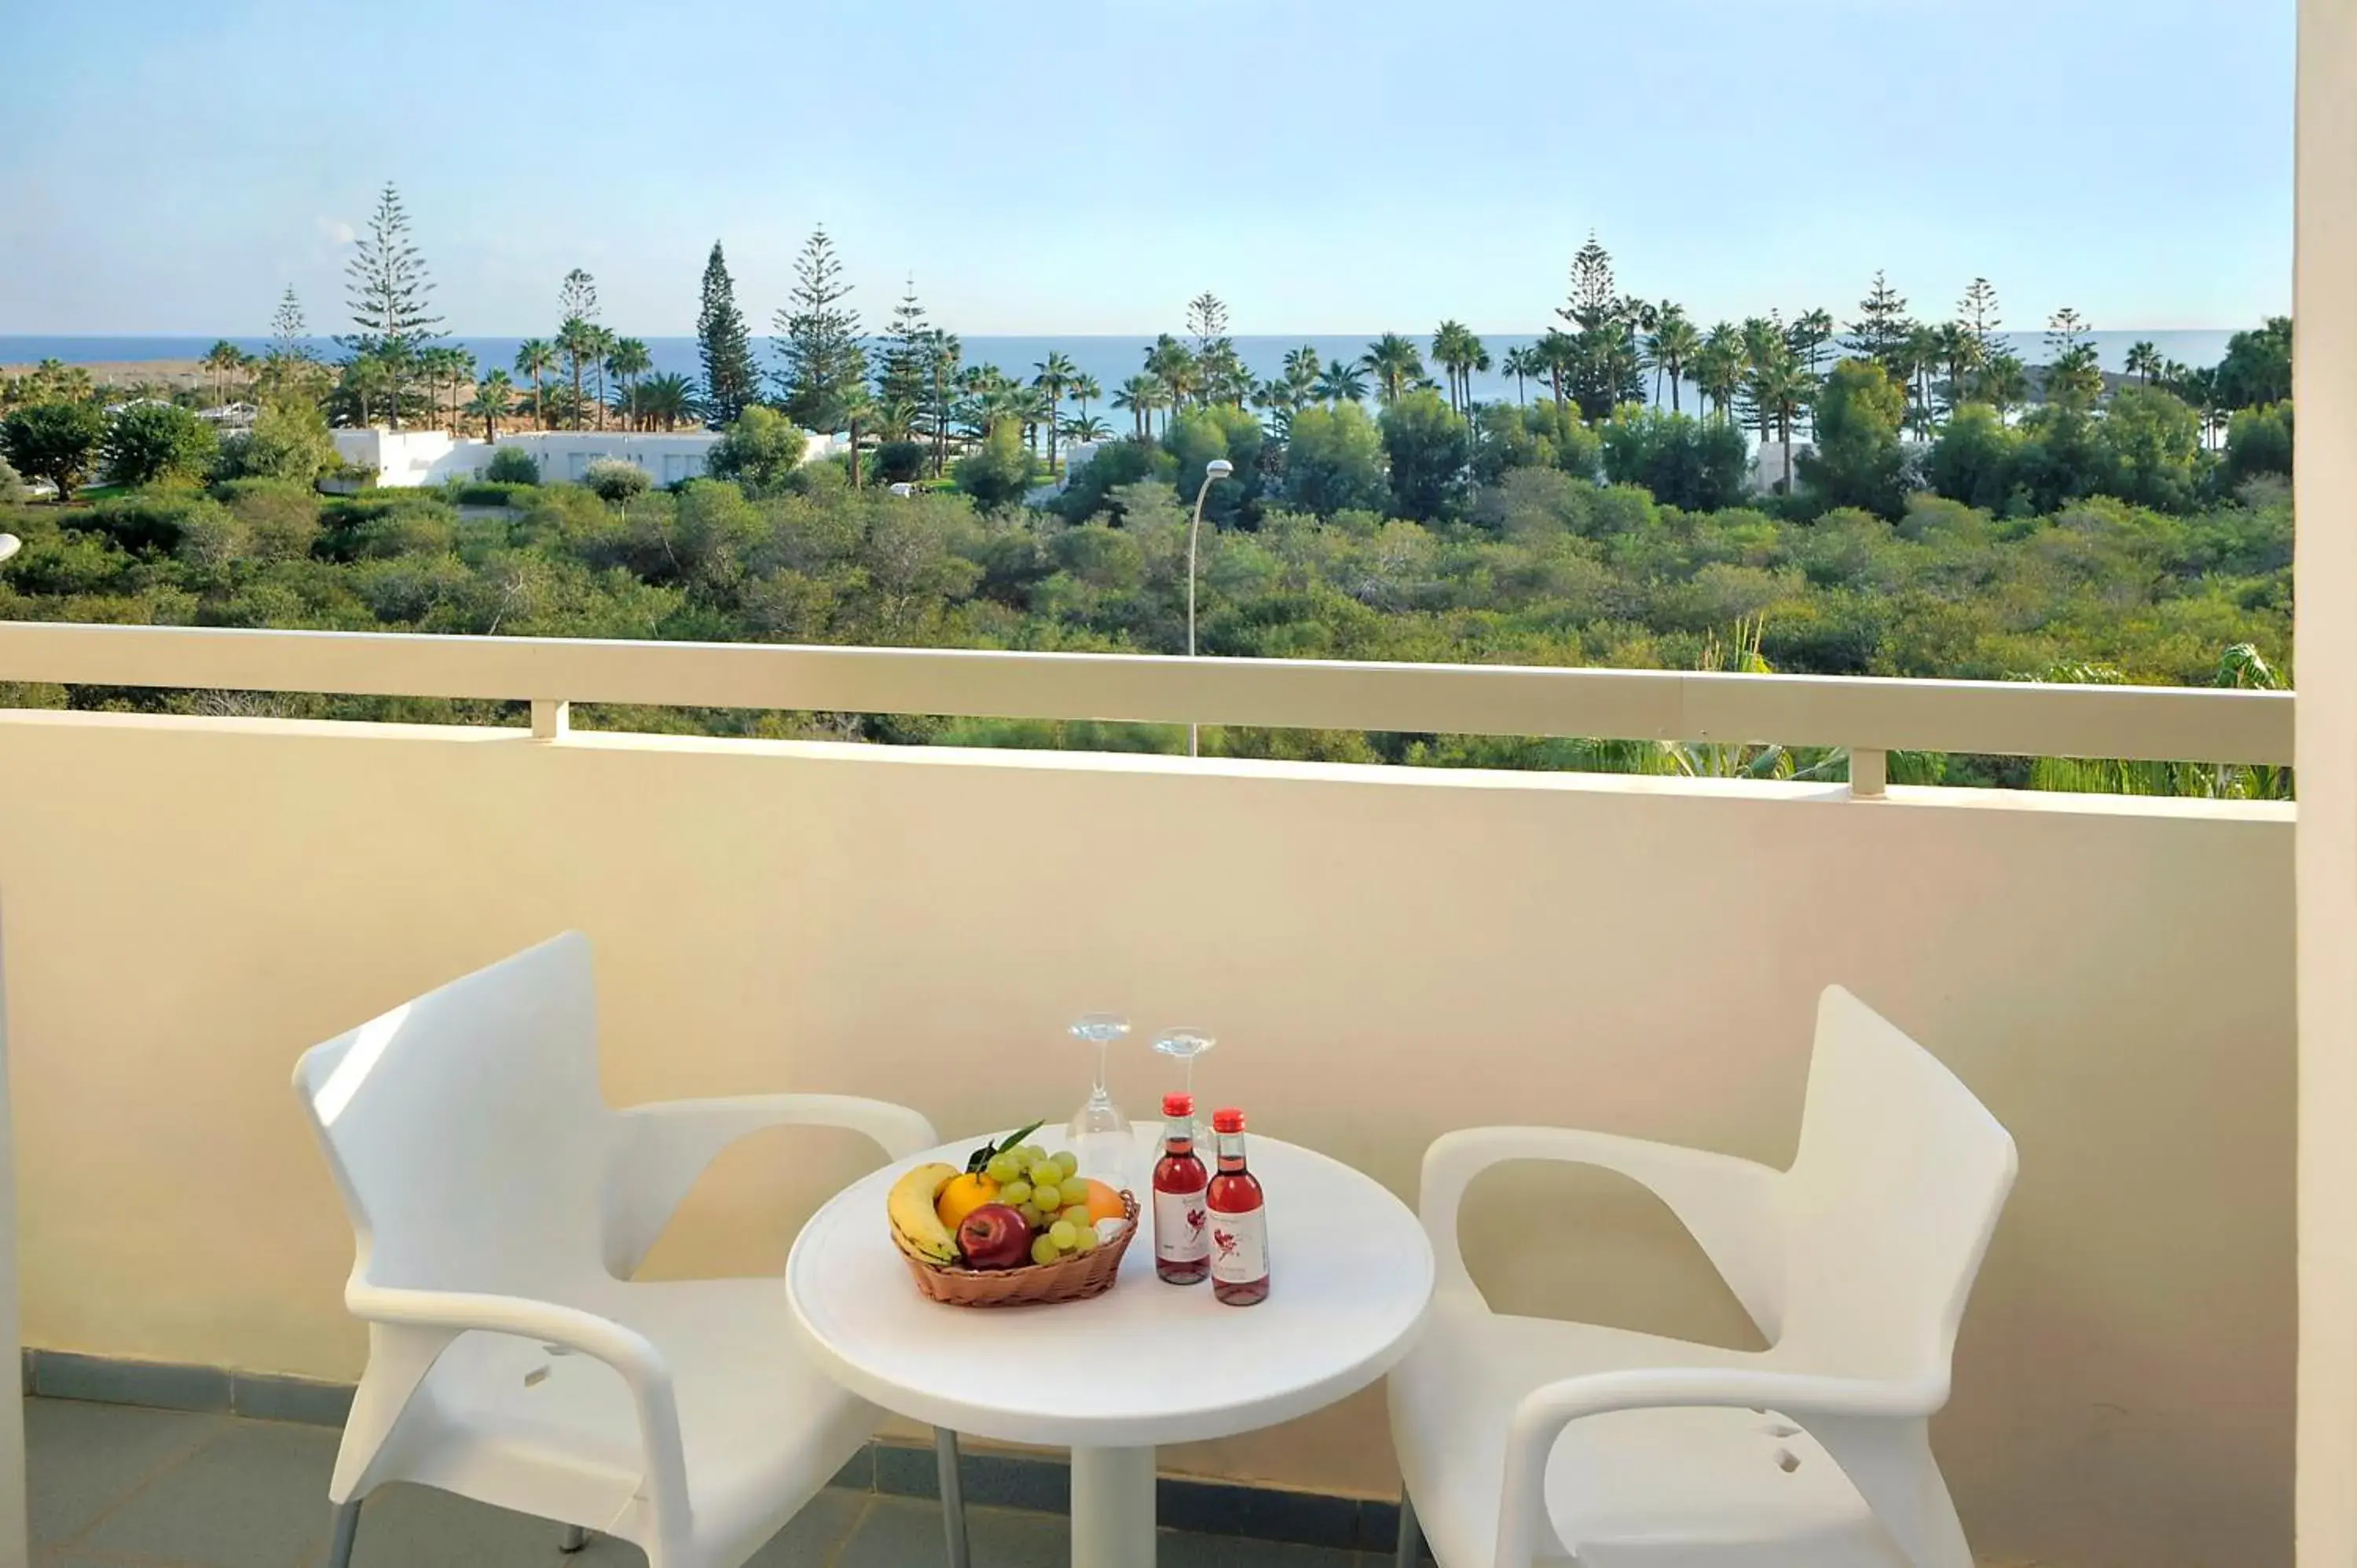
left=0, top=534, right=20, bottom=565
left=1205, top=459, right=1234, bottom=479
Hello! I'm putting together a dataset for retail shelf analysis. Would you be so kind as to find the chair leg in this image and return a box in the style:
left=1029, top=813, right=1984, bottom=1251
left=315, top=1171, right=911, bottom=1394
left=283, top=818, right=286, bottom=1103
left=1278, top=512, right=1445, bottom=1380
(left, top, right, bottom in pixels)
left=934, top=1427, right=971, bottom=1568
left=1395, top=1488, right=1424, bottom=1568
left=324, top=1500, right=361, bottom=1568
left=559, top=1524, right=591, bottom=1552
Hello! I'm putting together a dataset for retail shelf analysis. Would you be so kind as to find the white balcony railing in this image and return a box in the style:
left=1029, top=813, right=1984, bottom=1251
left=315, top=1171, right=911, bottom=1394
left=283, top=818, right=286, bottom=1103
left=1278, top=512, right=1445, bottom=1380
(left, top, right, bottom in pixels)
left=0, top=622, right=2296, bottom=797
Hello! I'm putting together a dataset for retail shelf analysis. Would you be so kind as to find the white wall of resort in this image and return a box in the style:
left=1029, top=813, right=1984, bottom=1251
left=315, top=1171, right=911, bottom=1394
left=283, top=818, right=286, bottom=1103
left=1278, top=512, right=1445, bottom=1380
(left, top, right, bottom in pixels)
left=0, top=711, right=2295, bottom=1568
left=329, top=428, right=849, bottom=489
left=2297, top=5, right=2356, bottom=1568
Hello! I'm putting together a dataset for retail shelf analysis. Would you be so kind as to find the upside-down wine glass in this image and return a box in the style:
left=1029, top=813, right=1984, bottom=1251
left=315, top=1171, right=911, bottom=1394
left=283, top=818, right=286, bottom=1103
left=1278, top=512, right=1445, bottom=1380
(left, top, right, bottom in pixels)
left=1151, top=1027, right=1216, bottom=1128
left=1067, top=1013, right=1135, bottom=1192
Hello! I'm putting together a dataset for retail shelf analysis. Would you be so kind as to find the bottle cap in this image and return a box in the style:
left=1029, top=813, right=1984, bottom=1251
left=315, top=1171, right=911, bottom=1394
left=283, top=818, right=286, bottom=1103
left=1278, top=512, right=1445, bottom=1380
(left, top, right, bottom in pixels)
left=1162, top=1093, right=1195, bottom=1118
left=1211, top=1108, right=1244, bottom=1134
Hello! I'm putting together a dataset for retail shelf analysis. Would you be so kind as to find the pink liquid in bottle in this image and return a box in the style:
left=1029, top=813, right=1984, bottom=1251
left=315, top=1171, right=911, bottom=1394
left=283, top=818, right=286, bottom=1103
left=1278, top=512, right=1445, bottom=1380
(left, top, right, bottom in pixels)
left=1153, top=1093, right=1210, bottom=1284
left=1206, top=1107, right=1268, bottom=1306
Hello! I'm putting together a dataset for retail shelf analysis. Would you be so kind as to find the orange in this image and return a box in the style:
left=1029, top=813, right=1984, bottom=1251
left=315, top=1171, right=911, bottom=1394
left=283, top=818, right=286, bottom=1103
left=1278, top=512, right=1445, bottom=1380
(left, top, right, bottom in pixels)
left=935, top=1172, right=999, bottom=1229
left=1080, top=1178, right=1126, bottom=1224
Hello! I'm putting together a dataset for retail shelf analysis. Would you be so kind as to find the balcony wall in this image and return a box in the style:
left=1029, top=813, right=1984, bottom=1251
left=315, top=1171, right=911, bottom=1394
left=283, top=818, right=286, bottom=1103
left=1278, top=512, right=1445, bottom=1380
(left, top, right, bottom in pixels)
left=0, top=708, right=2294, bottom=1568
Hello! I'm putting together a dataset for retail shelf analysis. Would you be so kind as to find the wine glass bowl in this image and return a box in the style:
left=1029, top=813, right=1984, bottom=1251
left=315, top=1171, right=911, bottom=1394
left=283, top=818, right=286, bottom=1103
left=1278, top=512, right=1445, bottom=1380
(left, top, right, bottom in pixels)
left=1066, top=1014, right=1135, bottom=1192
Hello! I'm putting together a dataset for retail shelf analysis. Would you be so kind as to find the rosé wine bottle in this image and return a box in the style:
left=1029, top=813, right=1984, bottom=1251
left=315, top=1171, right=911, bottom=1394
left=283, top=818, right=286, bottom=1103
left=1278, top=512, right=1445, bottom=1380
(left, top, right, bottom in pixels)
left=1206, top=1107, right=1268, bottom=1306
left=1153, top=1094, right=1210, bottom=1284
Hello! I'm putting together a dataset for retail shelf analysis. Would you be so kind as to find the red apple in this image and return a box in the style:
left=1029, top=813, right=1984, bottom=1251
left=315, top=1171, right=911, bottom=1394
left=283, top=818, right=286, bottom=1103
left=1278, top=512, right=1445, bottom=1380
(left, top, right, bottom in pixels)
left=956, top=1203, right=1033, bottom=1269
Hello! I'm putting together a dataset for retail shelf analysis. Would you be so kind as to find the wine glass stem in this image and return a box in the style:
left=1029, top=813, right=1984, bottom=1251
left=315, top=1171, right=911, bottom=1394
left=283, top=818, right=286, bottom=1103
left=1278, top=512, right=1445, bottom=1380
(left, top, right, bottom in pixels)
left=1094, top=1041, right=1109, bottom=1098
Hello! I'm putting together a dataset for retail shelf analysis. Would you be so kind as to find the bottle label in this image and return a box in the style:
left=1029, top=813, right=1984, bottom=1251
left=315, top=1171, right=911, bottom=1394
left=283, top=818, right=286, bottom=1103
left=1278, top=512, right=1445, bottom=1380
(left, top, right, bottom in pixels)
left=1209, top=1204, right=1268, bottom=1284
left=1154, top=1187, right=1209, bottom=1264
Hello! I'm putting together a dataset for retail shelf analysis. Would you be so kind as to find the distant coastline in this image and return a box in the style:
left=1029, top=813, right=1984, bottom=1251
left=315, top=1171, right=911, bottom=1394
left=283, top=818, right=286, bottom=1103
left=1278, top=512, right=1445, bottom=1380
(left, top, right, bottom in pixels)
left=0, top=330, right=2247, bottom=409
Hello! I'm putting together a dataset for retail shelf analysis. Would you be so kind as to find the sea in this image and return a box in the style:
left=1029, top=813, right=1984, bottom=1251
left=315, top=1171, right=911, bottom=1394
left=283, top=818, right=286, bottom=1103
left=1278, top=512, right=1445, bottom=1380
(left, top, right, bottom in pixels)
left=0, top=330, right=2245, bottom=414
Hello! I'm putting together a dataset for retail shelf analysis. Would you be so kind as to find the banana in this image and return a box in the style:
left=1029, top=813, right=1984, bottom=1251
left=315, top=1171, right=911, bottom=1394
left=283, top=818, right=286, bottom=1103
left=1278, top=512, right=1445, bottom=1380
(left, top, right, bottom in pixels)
left=887, top=1162, right=962, bottom=1266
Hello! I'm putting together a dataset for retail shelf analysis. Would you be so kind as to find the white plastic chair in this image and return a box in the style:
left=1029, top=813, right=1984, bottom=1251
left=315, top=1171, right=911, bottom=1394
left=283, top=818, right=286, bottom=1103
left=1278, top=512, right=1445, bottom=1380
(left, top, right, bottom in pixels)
left=293, top=932, right=966, bottom=1568
left=1390, top=985, right=2017, bottom=1568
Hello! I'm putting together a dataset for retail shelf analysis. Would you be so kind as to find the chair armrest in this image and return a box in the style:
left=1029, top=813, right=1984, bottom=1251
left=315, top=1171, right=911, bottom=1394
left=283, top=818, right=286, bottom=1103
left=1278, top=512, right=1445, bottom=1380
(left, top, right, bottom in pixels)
left=1491, top=1365, right=1942, bottom=1568
left=345, top=1284, right=691, bottom=1552
left=603, top=1094, right=939, bottom=1277
left=1420, top=1127, right=1784, bottom=1332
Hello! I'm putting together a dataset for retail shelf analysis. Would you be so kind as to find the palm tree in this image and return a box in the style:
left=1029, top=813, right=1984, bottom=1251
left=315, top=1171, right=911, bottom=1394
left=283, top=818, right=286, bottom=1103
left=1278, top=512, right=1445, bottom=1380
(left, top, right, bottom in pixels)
left=1431, top=321, right=1473, bottom=414
left=1936, top=322, right=1986, bottom=416
left=1692, top=324, right=1745, bottom=423
left=1061, top=412, right=1113, bottom=445
left=636, top=373, right=699, bottom=432
left=2124, top=340, right=2163, bottom=386
left=1144, top=335, right=1198, bottom=410
left=1901, top=323, right=1944, bottom=434
left=606, top=337, right=652, bottom=429
left=1032, top=350, right=1077, bottom=470
left=926, top=328, right=961, bottom=475
left=1497, top=344, right=1540, bottom=405
left=1787, top=309, right=1836, bottom=376
left=513, top=339, right=556, bottom=429
left=201, top=340, right=244, bottom=408
left=1535, top=328, right=1580, bottom=427
left=1311, top=360, right=1369, bottom=406
left=465, top=372, right=515, bottom=441
left=343, top=354, right=394, bottom=427
left=1743, top=348, right=1813, bottom=495
left=1737, top=318, right=1787, bottom=445
left=1069, top=372, right=1102, bottom=436
left=1361, top=333, right=1425, bottom=405
left=581, top=324, right=617, bottom=430
left=1976, top=348, right=2030, bottom=424
left=555, top=317, right=596, bottom=430
left=1644, top=306, right=1702, bottom=414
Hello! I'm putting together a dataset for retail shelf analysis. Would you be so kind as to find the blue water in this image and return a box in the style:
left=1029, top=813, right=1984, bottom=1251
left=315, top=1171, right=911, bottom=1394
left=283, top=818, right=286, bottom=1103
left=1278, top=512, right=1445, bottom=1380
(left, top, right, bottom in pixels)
left=0, top=329, right=2245, bottom=415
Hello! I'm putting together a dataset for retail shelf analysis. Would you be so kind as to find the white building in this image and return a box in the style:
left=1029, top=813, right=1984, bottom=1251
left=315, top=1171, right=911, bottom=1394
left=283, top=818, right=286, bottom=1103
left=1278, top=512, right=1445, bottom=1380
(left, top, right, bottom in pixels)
left=330, top=427, right=849, bottom=489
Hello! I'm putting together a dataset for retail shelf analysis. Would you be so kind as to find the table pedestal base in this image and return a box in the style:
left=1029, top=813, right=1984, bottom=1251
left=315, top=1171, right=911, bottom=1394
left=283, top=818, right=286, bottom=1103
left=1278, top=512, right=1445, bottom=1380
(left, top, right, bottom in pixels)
left=1070, top=1445, right=1157, bottom=1567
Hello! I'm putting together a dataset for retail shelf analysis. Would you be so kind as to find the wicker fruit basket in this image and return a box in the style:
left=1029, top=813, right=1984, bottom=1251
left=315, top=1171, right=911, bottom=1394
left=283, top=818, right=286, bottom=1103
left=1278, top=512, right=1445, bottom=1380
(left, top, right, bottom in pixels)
left=895, top=1193, right=1141, bottom=1307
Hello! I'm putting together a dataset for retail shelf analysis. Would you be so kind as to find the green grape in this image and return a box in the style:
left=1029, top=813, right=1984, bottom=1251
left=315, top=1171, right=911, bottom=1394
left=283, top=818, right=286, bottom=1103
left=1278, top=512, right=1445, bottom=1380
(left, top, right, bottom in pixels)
left=1017, top=1202, right=1045, bottom=1226
left=1030, top=1235, right=1061, bottom=1266
left=1053, top=1151, right=1080, bottom=1181
left=1062, top=1205, right=1092, bottom=1229
left=1027, top=1159, right=1059, bottom=1185
left=1049, top=1220, right=1078, bottom=1249
left=1001, top=1180, right=1033, bottom=1207
left=1017, top=1145, right=1046, bottom=1166
left=1071, top=1225, right=1099, bottom=1253
left=1032, top=1182, right=1063, bottom=1211
left=984, top=1154, right=1021, bottom=1185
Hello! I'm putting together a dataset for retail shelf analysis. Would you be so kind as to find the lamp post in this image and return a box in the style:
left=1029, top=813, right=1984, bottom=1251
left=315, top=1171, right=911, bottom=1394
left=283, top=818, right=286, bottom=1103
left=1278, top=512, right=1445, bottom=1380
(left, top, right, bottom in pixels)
left=1186, top=459, right=1233, bottom=758
left=0, top=529, right=19, bottom=1568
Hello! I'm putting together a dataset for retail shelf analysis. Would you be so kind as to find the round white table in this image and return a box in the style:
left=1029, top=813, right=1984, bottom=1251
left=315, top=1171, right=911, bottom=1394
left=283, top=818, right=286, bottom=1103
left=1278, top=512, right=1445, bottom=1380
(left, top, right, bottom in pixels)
left=785, top=1123, right=1433, bottom=1567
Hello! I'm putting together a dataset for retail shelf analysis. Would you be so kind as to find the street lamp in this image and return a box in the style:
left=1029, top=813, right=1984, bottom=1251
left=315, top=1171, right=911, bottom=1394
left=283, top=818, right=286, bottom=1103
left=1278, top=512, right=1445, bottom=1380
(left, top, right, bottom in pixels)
left=0, top=536, right=19, bottom=565
left=1186, top=459, right=1233, bottom=757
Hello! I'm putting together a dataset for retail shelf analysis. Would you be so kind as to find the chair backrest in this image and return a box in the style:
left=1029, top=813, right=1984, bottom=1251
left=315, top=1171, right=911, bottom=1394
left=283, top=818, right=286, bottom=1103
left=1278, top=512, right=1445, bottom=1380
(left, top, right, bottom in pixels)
left=292, top=933, right=612, bottom=1299
left=1776, top=986, right=2018, bottom=1386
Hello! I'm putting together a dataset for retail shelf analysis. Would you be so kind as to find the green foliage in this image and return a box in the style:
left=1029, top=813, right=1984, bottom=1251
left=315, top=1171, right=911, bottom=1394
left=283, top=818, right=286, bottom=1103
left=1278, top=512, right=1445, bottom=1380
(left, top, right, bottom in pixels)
left=874, top=439, right=926, bottom=484
left=1054, top=438, right=1167, bottom=522
left=484, top=445, right=541, bottom=485
left=1164, top=405, right=1263, bottom=524
left=1378, top=389, right=1468, bottom=522
left=81, top=489, right=226, bottom=555
left=1797, top=359, right=1910, bottom=518
left=2214, top=317, right=2292, bottom=410
left=1282, top=404, right=1387, bottom=517
left=1600, top=407, right=1750, bottom=513
left=2094, top=385, right=2205, bottom=512
left=102, top=403, right=218, bottom=489
left=214, top=400, right=337, bottom=485
left=2, top=402, right=108, bottom=500
left=953, top=423, right=1035, bottom=511
left=1923, top=403, right=2018, bottom=513
left=774, top=227, right=866, bottom=432
left=584, top=460, right=653, bottom=504
left=695, top=241, right=761, bottom=427
left=2223, top=402, right=2293, bottom=489
left=706, top=406, right=806, bottom=495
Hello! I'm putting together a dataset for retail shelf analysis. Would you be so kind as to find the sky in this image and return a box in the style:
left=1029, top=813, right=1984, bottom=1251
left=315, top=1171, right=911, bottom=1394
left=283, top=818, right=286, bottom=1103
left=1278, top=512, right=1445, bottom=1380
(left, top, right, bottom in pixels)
left=0, top=0, right=2294, bottom=338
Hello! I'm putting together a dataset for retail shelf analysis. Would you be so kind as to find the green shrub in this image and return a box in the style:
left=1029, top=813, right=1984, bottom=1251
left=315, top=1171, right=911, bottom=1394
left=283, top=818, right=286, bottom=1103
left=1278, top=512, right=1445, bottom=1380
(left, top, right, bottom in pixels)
left=79, top=489, right=225, bottom=555
left=104, top=403, right=218, bottom=489
left=584, top=460, right=653, bottom=504
left=874, top=439, right=926, bottom=484
left=483, top=445, right=541, bottom=485
left=953, top=424, right=1035, bottom=511
left=216, top=478, right=322, bottom=562
left=453, top=480, right=535, bottom=507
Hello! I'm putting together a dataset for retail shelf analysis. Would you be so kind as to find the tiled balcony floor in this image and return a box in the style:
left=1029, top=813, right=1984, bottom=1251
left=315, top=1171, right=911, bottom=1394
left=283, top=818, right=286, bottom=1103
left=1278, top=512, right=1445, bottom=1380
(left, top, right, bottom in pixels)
left=25, top=1398, right=1376, bottom=1567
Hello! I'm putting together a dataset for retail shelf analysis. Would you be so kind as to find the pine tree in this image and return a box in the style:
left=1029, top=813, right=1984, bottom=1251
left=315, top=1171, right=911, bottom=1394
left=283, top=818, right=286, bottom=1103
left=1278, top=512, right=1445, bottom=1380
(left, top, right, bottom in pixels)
left=559, top=268, right=599, bottom=324
left=1843, top=270, right=1915, bottom=376
left=1957, top=277, right=2003, bottom=355
left=695, top=242, right=759, bottom=428
left=342, top=181, right=442, bottom=429
left=1553, top=234, right=1642, bottom=422
left=269, top=287, right=309, bottom=361
left=774, top=226, right=866, bottom=433
left=874, top=277, right=933, bottom=410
